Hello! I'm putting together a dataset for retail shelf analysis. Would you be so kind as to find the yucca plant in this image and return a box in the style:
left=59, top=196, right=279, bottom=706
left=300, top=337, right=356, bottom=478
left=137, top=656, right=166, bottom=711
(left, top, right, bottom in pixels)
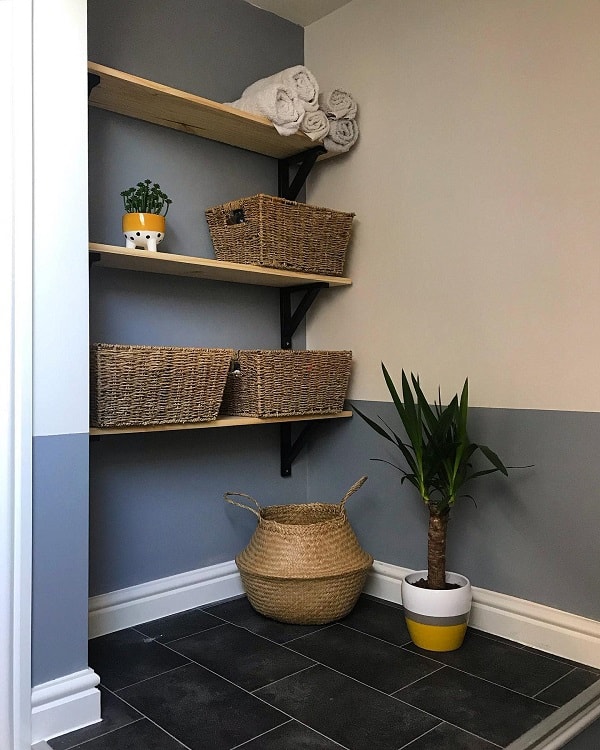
left=354, top=365, right=509, bottom=590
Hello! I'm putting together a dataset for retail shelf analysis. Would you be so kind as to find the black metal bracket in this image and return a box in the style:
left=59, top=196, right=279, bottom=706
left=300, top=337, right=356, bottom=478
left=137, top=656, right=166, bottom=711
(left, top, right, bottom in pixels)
left=88, top=73, right=101, bottom=98
left=280, top=283, right=327, bottom=349
left=89, top=251, right=101, bottom=270
left=278, top=145, right=326, bottom=201
left=280, top=422, right=315, bottom=477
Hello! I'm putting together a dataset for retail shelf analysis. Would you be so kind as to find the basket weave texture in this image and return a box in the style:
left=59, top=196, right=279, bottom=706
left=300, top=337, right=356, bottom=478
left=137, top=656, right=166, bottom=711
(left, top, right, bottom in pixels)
left=90, top=343, right=234, bottom=427
left=220, top=349, right=352, bottom=418
left=205, top=194, right=354, bottom=276
left=224, top=477, right=373, bottom=624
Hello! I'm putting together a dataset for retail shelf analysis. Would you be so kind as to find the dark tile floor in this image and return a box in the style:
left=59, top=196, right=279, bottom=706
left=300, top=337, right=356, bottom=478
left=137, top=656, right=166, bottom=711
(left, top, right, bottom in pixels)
left=49, top=595, right=600, bottom=750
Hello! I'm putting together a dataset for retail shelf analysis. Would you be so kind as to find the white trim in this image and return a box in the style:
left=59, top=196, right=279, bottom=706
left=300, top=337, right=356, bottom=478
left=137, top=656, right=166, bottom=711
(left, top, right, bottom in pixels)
left=30, top=668, right=100, bottom=744
left=1, top=0, right=34, bottom=748
left=89, top=561, right=244, bottom=638
left=365, top=561, right=600, bottom=669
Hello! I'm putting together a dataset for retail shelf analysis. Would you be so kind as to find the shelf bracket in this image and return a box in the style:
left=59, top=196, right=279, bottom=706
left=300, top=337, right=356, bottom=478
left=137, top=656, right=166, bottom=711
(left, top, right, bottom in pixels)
left=89, top=251, right=101, bottom=270
left=88, top=72, right=101, bottom=98
left=280, top=422, right=315, bottom=477
left=278, top=145, right=327, bottom=201
left=280, top=283, right=327, bottom=349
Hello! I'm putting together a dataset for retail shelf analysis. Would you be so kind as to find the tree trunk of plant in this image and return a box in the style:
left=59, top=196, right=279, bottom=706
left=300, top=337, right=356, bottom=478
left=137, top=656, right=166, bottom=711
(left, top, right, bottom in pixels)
left=427, top=510, right=449, bottom=589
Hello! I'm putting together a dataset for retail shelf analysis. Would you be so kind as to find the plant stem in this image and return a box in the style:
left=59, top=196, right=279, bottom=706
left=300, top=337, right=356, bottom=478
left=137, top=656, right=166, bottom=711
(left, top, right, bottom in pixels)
left=427, top=510, right=448, bottom=589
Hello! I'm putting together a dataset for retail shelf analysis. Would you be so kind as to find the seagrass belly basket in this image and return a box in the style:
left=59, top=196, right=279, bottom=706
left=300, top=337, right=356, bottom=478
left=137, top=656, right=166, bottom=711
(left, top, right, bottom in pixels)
left=224, top=477, right=373, bottom=624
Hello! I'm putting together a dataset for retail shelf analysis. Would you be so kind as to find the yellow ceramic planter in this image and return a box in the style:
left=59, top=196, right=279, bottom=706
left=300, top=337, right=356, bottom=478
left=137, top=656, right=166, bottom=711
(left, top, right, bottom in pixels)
left=401, top=570, right=472, bottom=652
left=122, top=212, right=166, bottom=252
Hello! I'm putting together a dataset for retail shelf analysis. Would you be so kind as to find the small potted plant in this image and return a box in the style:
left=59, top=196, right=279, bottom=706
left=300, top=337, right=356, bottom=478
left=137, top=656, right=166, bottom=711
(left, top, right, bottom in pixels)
left=354, top=365, right=518, bottom=652
left=121, top=180, right=173, bottom=252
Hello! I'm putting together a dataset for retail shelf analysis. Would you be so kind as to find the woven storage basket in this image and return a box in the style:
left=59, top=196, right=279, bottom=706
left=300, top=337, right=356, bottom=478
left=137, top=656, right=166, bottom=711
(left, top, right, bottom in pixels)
left=205, top=194, right=354, bottom=276
left=224, top=476, right=373, bottom=624
left=90, top=343, right=234, bottom=427
left=220, top=349, right=352, bottom=418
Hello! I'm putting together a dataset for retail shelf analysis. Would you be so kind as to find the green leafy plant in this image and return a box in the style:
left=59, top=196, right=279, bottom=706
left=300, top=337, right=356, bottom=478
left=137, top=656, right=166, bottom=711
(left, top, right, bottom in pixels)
left=120, top=180, right=172, bottom=216
left=354, top=365, right=512, bottom=590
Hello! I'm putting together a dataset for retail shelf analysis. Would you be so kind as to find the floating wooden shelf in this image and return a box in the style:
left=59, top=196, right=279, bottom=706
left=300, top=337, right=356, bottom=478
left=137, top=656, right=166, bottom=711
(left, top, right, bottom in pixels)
left=88, top=61, right=331, bottom=160
left=89, top=244, right=352, bottom=288
left=90, top=411, right=352, bottom=436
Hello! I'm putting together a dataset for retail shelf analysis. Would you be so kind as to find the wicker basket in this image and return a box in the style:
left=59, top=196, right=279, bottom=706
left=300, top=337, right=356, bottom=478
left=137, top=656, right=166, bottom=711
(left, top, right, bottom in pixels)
left=90, top=343, right=234, bottom=427
left=224, top=477, right=373, bottom=624
left=205, top=194, right=354, bottom=276
left=219, top=349, right=352, bottom=418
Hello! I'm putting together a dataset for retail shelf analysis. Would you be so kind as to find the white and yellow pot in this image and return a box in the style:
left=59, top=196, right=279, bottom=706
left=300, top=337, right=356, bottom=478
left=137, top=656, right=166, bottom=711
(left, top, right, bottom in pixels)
left=401, top=570, right=472, bottom=652
left=122, top=212, right=166, bottom=252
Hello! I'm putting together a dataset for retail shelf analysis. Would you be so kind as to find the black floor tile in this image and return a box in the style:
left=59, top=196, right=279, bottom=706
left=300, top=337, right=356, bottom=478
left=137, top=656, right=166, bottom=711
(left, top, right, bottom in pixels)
left=287, top=623, right=441, bottom=693
left=404, top=629, right=573, bottom=696
left=133, top=607, right=222, bottom=642
left=48, top=686, right=143, bottom=749
left=535, top=667, right=600, bottom=706
left=401, top=722, right=500, bottom=749
left=88, top=628, right=191, bottom=691
left=340, top=596, right=412, bottom=647
left=234, top=719, right=345, bottom=749
left=255, top=663, right=439, bottom=750
left=118, top=661, right=288, bottom=750
left=63, top=718, right=187, bottom=749
left=395, top=665, right=556, bottom=747
left=166, top=622, right=315, bottom=691
left=204, top=595, right=330, bottom=643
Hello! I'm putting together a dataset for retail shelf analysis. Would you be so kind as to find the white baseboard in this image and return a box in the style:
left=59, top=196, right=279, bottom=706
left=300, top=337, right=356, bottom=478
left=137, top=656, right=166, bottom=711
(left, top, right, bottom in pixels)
left=31, top=668, right=101, bottom=743
left=365, top=561, right=600, bottom=669
left=89, top=559, right=600, bottom=671
left=88, top=560, right=244, bottom=638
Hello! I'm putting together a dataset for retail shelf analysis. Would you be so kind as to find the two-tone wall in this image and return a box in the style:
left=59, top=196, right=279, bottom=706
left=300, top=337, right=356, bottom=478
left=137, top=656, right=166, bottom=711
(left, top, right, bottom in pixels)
left=32, top=0, right=90, bottom=688
left=305, top=0, right=600, bottom=621
left=86, top=0, right=307, bottom=599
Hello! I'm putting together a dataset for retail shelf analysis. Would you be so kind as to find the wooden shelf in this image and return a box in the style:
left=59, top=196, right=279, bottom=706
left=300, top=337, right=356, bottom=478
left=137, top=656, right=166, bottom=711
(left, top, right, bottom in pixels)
left=90, top=411, right=352, bottom=436
left=88, top=62, right=330, bottom=160
left=89, top=244, right=352, bottom=288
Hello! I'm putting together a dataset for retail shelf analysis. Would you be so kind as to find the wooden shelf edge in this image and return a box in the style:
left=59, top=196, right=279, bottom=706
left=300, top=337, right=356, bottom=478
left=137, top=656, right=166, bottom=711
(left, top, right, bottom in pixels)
left=89, top=411, right=353, bottom=436
left=88, top=61, right=331, bottom=161
left=89, top=243, right=352, bottom=288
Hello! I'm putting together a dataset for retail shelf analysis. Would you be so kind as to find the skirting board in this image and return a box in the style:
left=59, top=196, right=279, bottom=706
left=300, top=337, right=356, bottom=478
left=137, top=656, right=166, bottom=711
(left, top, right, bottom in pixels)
left=89, top=559, right=600, bottom=671
left=88, top=560, right=244, bottom=638
left=365, top=561, right=600, bottom=669
left=31, top=668, right=101, bottom=743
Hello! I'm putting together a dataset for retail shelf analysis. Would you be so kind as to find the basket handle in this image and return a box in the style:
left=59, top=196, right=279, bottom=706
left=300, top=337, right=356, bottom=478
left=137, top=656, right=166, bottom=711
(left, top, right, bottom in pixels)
left=339, top=476, right=368, bottom=509
left=223, top=491, right=262, bottom=519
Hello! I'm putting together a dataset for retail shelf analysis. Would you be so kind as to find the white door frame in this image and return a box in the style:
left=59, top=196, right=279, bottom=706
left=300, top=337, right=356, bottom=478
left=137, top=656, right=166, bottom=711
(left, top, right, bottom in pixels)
left=1, top=0, right=34, bottom=747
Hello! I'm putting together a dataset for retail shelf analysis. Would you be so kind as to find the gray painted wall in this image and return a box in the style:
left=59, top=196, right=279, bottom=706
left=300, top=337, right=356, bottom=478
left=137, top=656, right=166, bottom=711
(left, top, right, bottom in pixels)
left=87, top=0, right=307, bottom=596
left=32, top=435, right=89, bottom=686
left=308, top=402, right=600, bottom=622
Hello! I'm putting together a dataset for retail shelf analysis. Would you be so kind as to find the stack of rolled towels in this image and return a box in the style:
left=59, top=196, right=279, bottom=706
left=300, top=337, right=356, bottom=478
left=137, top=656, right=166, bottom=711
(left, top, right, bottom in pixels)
left=227, top=66, right=359, bottom=154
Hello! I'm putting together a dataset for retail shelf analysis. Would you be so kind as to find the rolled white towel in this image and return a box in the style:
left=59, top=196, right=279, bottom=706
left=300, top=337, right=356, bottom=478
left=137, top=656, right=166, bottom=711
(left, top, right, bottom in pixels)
left=324, top=118, right=359, bottom=154
left=300, top=109, right=330, bottom=141
left=319, top=89, right=358, bottom=120
left=241, top=66, right=319, bottom=112
left=282, top=65, right=319, bottom=112
left=229, top=83, right=305, bottom=136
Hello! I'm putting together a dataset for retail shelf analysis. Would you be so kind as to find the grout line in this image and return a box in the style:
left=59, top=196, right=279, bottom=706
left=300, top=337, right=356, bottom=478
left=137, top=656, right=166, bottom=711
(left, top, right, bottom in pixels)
left=394, top=722, right=444, bottom=750
left=101, top=686, right=193, bottom=749
left=531, top=667, right=577, bottom=700
left=227, top=719, right=294, bottom=749
left=112, top=662, right=192, bottom=693
left=47, top=717, right=146, bottom=750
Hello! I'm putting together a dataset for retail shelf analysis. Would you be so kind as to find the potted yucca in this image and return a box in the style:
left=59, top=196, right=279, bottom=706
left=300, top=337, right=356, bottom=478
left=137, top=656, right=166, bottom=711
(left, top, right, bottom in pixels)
left=354, top=365, right=514, bottom=652
left=121, top=180, right=172, bottom=252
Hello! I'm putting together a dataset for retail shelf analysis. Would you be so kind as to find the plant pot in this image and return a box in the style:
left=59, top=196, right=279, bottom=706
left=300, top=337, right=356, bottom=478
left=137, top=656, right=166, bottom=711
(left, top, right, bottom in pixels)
left=122, top=213, right=166, bottom=252
left=401, top=570, right=472, bottom=652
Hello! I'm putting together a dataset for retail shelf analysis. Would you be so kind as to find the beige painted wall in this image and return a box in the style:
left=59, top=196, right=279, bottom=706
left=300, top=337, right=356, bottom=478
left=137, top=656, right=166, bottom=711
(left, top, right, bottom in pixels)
left=305, top=0, right=600, bottom=411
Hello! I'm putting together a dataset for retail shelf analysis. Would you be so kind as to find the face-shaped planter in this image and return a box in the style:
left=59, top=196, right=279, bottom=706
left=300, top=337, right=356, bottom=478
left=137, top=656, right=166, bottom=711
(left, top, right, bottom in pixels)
left=122, top=213, right=166, bottom=252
